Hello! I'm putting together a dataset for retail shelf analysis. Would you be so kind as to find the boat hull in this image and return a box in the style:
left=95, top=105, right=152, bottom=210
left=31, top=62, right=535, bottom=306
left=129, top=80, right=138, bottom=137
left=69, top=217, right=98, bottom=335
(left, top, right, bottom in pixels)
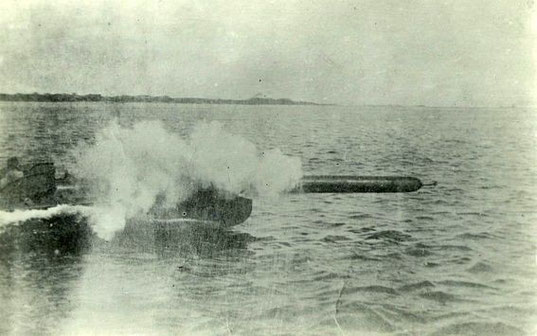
left=149, top=188, right=252, bottom=227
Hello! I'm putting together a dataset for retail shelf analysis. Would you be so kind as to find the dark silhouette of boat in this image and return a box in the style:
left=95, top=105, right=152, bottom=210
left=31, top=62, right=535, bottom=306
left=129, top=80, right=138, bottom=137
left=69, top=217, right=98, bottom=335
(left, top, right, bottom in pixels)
left=0, top=161, right=432, bottom=252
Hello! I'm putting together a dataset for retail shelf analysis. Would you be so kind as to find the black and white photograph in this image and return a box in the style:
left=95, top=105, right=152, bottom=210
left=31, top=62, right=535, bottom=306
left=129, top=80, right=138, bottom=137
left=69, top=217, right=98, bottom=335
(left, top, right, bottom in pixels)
left=0, top=1, right=536, bottom=335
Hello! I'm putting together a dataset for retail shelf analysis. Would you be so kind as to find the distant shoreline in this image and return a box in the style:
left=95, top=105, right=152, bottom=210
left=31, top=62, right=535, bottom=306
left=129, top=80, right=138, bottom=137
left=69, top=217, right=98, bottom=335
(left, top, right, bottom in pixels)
left=0, top=93, right=329, bottom=106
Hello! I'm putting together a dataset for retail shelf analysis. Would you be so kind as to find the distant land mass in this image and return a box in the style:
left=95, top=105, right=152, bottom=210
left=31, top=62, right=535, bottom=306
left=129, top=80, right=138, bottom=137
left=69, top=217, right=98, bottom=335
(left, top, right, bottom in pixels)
left=0, top=93, right=327, bottom=106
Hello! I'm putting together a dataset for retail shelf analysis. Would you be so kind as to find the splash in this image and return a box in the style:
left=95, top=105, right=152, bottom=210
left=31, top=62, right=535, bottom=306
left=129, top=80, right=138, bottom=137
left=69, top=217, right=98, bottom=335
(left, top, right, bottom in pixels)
left=66, top=119, right=302, bottom=239
left=0, top=205, right=91, bottom=226
left=0, top=205, right=132, bottom=240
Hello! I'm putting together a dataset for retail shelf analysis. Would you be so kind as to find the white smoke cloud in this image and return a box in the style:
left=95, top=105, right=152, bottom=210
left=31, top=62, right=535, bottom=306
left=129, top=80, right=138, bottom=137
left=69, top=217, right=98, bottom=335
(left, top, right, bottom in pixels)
left=67, top=119, right=302, bottom=239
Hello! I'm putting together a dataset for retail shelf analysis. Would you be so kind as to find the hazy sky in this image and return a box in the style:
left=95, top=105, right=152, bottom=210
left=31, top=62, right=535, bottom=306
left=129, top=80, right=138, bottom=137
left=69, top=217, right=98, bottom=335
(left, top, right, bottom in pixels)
left=1, top=0, right=535, bottom=106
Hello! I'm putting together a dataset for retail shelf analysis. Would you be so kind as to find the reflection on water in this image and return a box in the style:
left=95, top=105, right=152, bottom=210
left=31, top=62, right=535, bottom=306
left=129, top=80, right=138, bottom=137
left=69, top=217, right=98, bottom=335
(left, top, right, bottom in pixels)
left=0, top=219, right=89, bottom=335
left=0, top=215, right=94, bottom=255
left=0, top=214, right=257, bottom=335
left=117, top=218, right=257, bottom=258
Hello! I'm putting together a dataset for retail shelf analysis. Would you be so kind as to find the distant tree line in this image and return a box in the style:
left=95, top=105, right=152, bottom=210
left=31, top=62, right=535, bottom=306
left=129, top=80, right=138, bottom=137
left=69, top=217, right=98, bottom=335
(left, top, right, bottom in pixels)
left=0, top=93, right=325, bottom=105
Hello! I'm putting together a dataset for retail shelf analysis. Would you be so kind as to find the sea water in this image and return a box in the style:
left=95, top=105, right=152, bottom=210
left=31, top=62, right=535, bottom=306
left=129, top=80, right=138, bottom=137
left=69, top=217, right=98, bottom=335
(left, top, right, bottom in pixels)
left=0, top=102, right=536, bottom=335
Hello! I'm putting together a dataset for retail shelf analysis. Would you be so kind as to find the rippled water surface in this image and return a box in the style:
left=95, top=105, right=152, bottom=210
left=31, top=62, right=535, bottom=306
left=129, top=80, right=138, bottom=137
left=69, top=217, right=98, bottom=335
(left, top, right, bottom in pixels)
left=0, top=102, right=536, bottom=335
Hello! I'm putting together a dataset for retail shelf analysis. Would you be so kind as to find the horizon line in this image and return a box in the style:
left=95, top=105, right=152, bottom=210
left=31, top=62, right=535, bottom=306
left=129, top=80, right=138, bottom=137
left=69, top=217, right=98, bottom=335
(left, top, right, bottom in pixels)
left=0, top=92, right=534, bottom=109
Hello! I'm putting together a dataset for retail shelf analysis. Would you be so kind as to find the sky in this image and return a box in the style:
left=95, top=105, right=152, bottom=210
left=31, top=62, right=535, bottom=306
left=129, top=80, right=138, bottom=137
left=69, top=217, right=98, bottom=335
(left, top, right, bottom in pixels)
left=0, top=0, right=536, bottom=106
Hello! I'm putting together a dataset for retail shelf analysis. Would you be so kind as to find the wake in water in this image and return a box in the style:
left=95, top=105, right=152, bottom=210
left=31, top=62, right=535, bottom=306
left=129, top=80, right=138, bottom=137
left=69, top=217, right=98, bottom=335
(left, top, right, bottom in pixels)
left=0, top=120, right=302, bottom=240
left=0, top=205, right=92, bottom=226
